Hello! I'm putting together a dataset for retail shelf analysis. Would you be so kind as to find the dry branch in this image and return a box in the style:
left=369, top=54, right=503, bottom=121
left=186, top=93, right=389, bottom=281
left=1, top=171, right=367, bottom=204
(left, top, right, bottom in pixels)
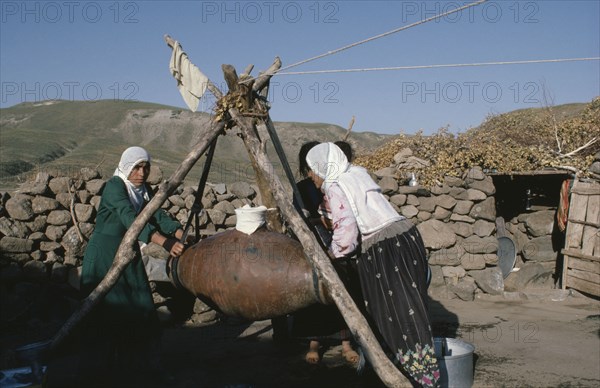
left=67, top=182, right=84, bottom=243
left=252, top=57, right=282, bottom=93
left=558, top=137, right=598, bottom=158
left=242, top=64, right=254, bottom=77
left=554, top=165, right=580, bottom=174
left=93, top=155, right=106, bottom=172
left=222, top=64, right=240, bottom=93
left=343, top=116, right=355, bottom=141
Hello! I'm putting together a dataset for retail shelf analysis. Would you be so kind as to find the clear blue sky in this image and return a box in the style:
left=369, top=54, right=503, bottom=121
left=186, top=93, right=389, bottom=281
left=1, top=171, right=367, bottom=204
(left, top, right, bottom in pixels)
left=1, top=0, right=599, bottom=135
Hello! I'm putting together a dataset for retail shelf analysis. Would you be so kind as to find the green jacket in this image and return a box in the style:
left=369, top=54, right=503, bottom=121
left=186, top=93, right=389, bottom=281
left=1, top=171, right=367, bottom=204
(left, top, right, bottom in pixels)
left=81, top=176, right=181, bottom=339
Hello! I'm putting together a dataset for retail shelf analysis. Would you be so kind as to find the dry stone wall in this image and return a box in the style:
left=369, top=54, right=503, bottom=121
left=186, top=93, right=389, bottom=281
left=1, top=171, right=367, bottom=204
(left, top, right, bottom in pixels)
left=375, top=148, right=563, bottom=301
left=1, top=159, right=564, bottom=304
left=0, top=168, right=260, bottom=288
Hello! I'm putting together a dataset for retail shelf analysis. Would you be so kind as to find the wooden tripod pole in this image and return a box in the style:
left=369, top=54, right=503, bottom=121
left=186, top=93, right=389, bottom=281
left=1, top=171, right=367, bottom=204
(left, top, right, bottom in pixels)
left=230, top=108, right=412, bottom=387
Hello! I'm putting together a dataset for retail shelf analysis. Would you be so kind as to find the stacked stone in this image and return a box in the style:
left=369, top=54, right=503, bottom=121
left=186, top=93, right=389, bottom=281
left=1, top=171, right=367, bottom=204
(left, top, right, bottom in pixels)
left=502, top=207, right=558, bottom=293
left=373, top=148, right=560, bottom=301
left=1, top=155, right=564, bottom=301
left=590, top=151, right=600, bottom=178
left=375, top=159, right=497, bottom=301
left=0, top=167, right=260, bottom=290
left=142, top=180, right=258, bottom=260
left=0, top=169, right=101, bottom=286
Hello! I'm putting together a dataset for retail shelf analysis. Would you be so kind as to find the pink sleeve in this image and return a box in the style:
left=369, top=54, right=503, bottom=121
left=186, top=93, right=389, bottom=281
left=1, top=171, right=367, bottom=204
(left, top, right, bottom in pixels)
left=319, top=193, right=331, bottom=219
left=325, top=184, right=359, bottom=258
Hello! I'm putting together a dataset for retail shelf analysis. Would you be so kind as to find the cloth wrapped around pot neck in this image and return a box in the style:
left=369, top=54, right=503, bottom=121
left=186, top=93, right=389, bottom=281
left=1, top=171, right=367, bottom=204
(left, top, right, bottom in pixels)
left=235, top=205, right=268, bottom=235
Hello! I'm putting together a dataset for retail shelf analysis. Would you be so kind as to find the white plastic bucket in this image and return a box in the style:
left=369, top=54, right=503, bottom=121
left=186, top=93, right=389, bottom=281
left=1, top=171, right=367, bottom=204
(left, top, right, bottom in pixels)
left=434, top=337, right=475, bottom=388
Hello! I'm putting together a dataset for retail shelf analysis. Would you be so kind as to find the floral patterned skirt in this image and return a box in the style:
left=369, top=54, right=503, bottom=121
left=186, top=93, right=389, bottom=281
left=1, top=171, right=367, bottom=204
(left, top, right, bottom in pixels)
left=358, top=219, right=440, bottom=387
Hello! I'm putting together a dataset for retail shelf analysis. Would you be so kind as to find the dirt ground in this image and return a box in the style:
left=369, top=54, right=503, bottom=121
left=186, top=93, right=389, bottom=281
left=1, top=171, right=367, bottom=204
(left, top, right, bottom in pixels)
left=155, top=291, right=600, bottom=388
left=2, top=290, right=599, bottom=388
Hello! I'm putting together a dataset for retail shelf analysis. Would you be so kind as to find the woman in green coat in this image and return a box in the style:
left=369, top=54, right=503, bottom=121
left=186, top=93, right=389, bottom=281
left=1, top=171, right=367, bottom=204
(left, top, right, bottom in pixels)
left=79, top=146, right=186, bottom=385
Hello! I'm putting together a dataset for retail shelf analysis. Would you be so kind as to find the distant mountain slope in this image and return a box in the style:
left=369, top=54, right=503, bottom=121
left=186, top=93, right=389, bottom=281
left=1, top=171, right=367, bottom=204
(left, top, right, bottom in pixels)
left=0, top=100, right=391, bottom=190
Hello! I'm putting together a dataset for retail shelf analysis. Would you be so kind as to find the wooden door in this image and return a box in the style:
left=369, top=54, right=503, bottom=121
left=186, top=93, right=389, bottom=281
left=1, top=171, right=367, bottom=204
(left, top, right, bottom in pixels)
left=562, top=180, right=600, bottom=297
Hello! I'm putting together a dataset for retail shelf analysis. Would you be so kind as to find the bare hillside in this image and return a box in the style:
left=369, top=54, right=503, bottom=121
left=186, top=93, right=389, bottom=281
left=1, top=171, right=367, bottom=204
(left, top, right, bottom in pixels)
left=0, top=100, right=391, bottom=190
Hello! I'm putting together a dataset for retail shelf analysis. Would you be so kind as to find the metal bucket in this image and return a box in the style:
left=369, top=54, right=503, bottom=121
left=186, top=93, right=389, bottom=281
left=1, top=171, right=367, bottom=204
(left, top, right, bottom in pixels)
left=434, top=337, right=475, bottom=388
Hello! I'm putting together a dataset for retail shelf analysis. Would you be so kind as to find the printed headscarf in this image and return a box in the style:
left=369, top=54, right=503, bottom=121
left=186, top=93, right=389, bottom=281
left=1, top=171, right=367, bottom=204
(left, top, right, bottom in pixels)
left=113, top=146, right=151, bottom=213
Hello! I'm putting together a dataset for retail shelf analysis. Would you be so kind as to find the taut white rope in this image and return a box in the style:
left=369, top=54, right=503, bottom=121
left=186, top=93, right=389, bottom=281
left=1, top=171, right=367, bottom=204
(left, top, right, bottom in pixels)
left=277, top=0, right=488, bottom=73
left=274, top=57, right=600, bottom=76
left=239, top=0, right=488, bottom=84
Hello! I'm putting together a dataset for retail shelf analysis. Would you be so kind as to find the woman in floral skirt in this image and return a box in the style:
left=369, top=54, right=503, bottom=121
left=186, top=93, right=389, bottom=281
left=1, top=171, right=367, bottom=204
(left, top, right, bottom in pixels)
left=306, top=142, right=439, bottom=387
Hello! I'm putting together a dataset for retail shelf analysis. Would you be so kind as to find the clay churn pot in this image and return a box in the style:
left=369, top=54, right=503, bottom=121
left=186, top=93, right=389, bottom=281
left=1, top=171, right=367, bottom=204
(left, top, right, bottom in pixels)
left=168, top=206, right=330, bottom=320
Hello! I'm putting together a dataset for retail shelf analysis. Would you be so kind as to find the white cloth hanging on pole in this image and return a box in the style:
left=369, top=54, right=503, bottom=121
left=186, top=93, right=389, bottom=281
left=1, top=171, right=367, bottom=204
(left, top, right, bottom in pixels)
left=169, top=41, right=209, bottom=112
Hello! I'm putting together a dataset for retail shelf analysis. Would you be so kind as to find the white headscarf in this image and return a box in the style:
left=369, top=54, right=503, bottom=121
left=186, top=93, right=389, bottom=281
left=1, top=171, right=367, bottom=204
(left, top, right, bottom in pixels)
left=305, top=142, right=350, bottom=188
left=114, top=146, right=151, bottom=213
left=306, top=142, right=403, bottom=235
